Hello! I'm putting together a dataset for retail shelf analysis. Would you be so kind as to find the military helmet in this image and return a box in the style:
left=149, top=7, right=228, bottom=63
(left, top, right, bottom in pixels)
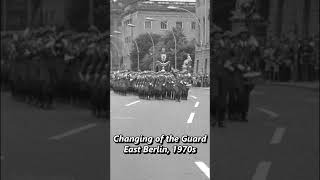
left=236, top=26, right=250, bottom=36
left=222, top=31, right=233, bottom=38
left=211, top=24, right=223, bottom=35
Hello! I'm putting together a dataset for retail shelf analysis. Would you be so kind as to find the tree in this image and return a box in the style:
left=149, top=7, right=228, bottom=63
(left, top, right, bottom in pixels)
left=153, top=27, right=195, bottom=71
left=130, top=33, right=161, bottom=71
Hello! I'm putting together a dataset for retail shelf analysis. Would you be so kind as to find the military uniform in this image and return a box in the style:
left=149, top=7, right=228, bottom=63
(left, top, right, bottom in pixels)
left=231, top=27, right=255, bottom=122
left=1, top=27, right=110, bottom=117
left=211, top=27, right=229, bottom=127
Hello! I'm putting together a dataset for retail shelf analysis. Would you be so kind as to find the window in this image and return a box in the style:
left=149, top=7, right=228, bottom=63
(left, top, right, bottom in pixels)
left=176, top=21, right=182, bottom=29
left=145, top=21, right=152, bottom=29
left=125, top=36, right=131, bottom=43
left=204, top=59, right=208, bottom=74
left=191, top=22, right=196, bottom=30
left=203, top=17, right=206, bottom=43
left=120, top=57, right=124, bottom=66
left=124, top=19, right=132, bottom=26
left=160, top=21, right=168, bottom=30
left=196, top=60, right=199, bottom=73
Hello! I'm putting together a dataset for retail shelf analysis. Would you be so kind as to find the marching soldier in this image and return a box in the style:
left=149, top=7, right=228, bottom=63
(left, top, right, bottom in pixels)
left=1, top=27, right=108, bottom=115
left=211, top=26, right=228, bottom=127
left=232, top=27, right=256, bottom=122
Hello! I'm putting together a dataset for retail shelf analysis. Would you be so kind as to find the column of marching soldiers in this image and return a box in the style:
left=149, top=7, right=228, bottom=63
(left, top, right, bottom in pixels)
left=1, top=25, right=260, bottom=123
left=1, top=26, right=109, bottom=118
left=110, top=70, right=192, bottom=101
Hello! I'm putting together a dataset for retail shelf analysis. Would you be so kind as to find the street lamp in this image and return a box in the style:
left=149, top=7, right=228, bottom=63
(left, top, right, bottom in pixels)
left=110, top=41, right=120, bottom=71
left=144, top=18, right=156, bottom=71
left=110, top=39, right=122, bottom=70
left=127, top=23, right=140, bottom=71
left=168, top=6, right=204, bottom=75
left=111, top=31, right=129, bottom=69
left=167, top=6, right=202, bottom=45
left=145, top=17, right=177, bottom=70
left=113, top=30, right=130, bottom=59
left=146, top=31, right=155, bottom=71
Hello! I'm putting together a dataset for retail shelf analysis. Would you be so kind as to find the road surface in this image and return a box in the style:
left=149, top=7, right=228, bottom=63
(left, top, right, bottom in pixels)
left=212, top=85, right=319, bottom=180
left=111, top=87, right=210, bottom=180
left=3, top=85, right=316, bottom=180
left=1, top=87, right=210, bottom=180
left=1, top=92, right=109, bottom=180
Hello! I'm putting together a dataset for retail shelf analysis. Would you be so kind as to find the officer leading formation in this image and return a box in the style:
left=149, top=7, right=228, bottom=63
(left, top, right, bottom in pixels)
left=211, top=26, right=262, bottom=128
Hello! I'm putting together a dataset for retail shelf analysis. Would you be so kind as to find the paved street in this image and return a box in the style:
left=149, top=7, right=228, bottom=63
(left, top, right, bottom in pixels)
left=2, top=85, right=318, bottom=180
left=1, top=92, right=109, bottom=180
left=1, top=87, right=210, bottom=180
left=111, top=88, right=210, bottom=180
left=212, top=85, right=319, bottom=180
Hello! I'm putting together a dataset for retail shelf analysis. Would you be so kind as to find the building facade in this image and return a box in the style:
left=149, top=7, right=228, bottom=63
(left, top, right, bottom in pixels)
left=1, top=0, right=30, bottom=31
left=1, top=0, right=96, bottom=31
left=193, top=0, right=210, bottom=75
left=41, top=0, right=71, bottom=27
left=120, top=0, right=197, bottom=70
left=268, top=0, right=319, bottom=38
left=212, top=0, right=319, bottom=39
left=111, top=1, right=124, bottom=70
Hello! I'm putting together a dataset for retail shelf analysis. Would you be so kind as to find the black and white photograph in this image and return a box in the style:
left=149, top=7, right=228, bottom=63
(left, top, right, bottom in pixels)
left=211, top=0, right=319, bottom=179
left=1, top=0, right=319, bottom=180
left=110, top=0, right=210, bottom=179
left=1, top=0, right=110, bottom=179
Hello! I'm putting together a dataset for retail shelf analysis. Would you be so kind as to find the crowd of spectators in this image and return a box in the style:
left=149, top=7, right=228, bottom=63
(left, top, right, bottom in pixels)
left=258, top=34, right=319, bottom=82
left=192, top=74, right=210, bottom=87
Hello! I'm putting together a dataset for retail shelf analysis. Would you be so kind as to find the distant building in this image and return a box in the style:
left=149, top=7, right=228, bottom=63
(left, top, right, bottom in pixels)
left=193, top=0, right=210, bottom=75
left=120, top=0, right=197, bottom=70
left=111, top=0, right=125, bottom=70
left=213, top=0, right=319, bottom=39
left=268, top=0, right=319, bottom=38
left=1, top=0, right=29, bottom=31
left=1, top=0, right=95, bottom=31
left=1, top=0, right=71, bottom=31
left=41, top=0, right=71, bottom=28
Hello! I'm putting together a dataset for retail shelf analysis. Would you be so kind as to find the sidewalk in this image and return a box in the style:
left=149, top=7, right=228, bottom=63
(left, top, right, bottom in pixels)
left=266, top=81, right=319, bottom=91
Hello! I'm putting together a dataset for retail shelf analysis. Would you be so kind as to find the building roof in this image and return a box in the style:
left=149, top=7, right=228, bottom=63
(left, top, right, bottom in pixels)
left=148, top=0, right=196, bottom=2
left=121, top=0, right=195, bottom=17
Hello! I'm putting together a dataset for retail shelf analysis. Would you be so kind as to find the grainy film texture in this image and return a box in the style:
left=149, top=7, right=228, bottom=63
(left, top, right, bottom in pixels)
left=211, top=0, right=319, bottom=179
left=110, top=0, right=210, bottom=179
left=1, top=0, right=110, bottom=179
